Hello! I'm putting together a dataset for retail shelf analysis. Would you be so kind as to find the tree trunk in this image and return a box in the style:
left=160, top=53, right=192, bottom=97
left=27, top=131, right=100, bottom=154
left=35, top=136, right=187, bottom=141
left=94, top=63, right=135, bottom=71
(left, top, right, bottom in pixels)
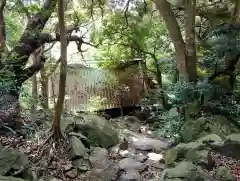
left=31, top=52, right=38, bottom=121
left=154, top=0, right=197, bottom=83
left=184, top=0, right=197, bottom=83
left=154, top=0, right=187, bottom=82
left=0, top=0, right=57, bottom=125
left=40, top=69, right=49, bottom=109
left=52, top=0, right=67, bottom=140
left=0, top=0, right=6, bottom=58
left=154, top=59, right=167, bottom=108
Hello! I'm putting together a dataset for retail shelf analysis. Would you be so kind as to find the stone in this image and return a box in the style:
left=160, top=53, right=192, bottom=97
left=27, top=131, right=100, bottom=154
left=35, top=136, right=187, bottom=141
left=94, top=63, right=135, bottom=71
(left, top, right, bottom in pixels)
left=74, top=115, right=119, bottom=148
left=135, top=154, right=147, bottom=163
left=215, top=166, right=236, bottom=181
left=186, top=149, right=214, bottom=169
left=219, top=134, right=240, bottom=159
left=89, top=147, right=111, bottom=169
left=225, top=134, right=240, bottom=143
left=0, top=176, right=27, bottom=181
left=180, top=118, right=207, bottom=143
left=118, top=158, right=146, bottom=172
left=69, top=136, right=89, bottom=159
left=65, top=168, right=78, bottom=179
left=72, top=158, right=91, bottom=172
left=165, top=134, right=223, bottom=166
left=119, top=169, right=141, bottom=181
left=86, top=163, right=119, bottom=181
left=160, top=161, right=212, bottom=181
left=180, top=116, right=238, bottom=143
left=0, top=148, right=29, bottom=175
left=165, top=141, right=202, bottom=166
left=132, top=137, right=169, bottom=152
left=168, top=108, right=179, bottom=118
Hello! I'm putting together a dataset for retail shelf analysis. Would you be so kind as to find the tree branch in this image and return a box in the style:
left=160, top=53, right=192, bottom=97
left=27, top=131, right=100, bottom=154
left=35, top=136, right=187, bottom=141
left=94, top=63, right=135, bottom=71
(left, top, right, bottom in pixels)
left=9, top=0, right=58, bottom=72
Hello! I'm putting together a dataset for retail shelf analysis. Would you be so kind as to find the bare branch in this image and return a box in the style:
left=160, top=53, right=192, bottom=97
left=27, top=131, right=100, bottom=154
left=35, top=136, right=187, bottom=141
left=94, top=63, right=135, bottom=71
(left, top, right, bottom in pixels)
left=124, top=0, right=131, bottom=28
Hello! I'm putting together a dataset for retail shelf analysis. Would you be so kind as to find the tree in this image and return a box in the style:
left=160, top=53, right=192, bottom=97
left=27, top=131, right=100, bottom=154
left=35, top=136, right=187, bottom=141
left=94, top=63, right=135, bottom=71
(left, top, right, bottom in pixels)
left=51, top=0, right=67, bottom=140
left=0, top=0, right=95, bottom=126
left=154, top=0, right=197, bottom=83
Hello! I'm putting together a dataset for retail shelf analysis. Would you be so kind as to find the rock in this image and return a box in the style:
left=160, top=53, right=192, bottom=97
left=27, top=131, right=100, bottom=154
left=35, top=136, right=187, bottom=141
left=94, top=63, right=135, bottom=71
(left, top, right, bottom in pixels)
left=160, top=161, right=212, bottom=181
left=165, top=134, right=223, bottom=166
left=132, top=137, right=169, bottom=152
left=73, top=158, right=91, bottom=172
left=215, top=166, right=236, bottom=181
left=135, top=154, right=147, bottom=163
left=69, top=136, right=89, bottom=159
left=124, top=116, right=141, bottom=123
left=89, top=147, right=111, bottom=169
left=168, top=108, right=179, bottom=117
left=118, top=158, right=146, bottom=172
left=38, top=177, right=63, bottom=181
left=185, top=149, right=214, bottom=169
left=218, top=134, right=240, bottom=159
left=119, top=169, right=141, bottom=181
left=165, top=142, right=202, bottom=166
left=0, top=148, right=29, bottom=175
left=180, top=117, right=207, bottom=142
left=86, top=163, right=119, bottom=181
left=180, top=116, right=237, bottom=143
left=0, top=176, right=27, bottom=181
left=60, top=116, right=75, bottom=133
left=65, top=168, right=78, bottom=179
left=147, top=152, right=164, bottom=162
left=74, top=115, right=119, bottom=148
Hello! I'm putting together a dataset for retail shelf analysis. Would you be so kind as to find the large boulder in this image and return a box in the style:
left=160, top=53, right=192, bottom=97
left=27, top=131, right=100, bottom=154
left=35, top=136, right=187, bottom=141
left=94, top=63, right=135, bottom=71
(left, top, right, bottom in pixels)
left=165, top=134, right=223, bottom=166
left=215, top=166, right=236, bottom=181
left=218, top=134, right=240, bottom=159
left=0, top=148, right=29, bottom=176
left=74, top=115, right=119, bottom=148
left=89, top=147, right=111, bottom=169
left=160, top=161, right=212, bottom=181
left=69, top=136, right=89, bottom=159
left=0, top=176, right=27, bottom=181
left=185, top=149, right=214, bottom=169
left=180, top=116, right=237, bottom=142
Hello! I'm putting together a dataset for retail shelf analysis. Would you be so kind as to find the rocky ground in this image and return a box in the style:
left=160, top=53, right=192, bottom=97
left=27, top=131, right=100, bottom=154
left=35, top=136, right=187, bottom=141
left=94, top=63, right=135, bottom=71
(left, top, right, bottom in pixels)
left=0, top=110, right=240, bottom=181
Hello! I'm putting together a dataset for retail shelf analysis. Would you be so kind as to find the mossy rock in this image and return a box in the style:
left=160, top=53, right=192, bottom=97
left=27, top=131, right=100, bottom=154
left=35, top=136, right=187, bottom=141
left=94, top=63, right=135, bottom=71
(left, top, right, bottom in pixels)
left=0, top=148, right=29, bottom=176
left=165, top=142, right=203, bottom=165
left=160, top=161, right=212, bottom=181
left=181, top=116, right=237, bottom=143
left=185, top=149, right=214, bottom=169
left=215, top=166, right=236, bottom=181
left=218, top=134, right=240, bottom=159
left=165, top=134, right=223, bottom=166
left=74, top=115, right=119, bottom=148
left=180, top=117, right=206, bottom=142
left=0, top=176, right=28, bottom=181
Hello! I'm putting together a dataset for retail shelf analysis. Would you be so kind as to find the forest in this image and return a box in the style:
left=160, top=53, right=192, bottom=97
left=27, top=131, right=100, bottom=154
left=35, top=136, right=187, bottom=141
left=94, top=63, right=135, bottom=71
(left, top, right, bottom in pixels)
left=0, top=0, right=240, bottom=180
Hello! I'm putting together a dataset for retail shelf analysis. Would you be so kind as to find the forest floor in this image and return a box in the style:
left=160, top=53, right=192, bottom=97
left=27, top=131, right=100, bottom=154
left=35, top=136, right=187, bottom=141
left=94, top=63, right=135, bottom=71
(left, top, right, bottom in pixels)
left=0, top=114, right=240, bottom=181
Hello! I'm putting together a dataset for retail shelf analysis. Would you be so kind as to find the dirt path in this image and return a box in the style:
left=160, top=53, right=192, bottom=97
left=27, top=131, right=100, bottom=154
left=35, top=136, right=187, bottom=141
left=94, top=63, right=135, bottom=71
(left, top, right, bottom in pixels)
left=79, top=118, right=170, bottom=181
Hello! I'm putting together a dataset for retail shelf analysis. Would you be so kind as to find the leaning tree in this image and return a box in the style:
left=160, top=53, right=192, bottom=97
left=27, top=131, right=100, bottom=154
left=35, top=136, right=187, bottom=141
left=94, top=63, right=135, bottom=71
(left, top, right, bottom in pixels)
left=0, top=0, right=95, bottom=127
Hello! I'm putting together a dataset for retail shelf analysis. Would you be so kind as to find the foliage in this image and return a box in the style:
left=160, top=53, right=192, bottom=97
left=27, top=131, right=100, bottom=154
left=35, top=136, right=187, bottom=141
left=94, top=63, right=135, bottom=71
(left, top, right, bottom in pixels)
left=91, top=5, right=172, bottom=70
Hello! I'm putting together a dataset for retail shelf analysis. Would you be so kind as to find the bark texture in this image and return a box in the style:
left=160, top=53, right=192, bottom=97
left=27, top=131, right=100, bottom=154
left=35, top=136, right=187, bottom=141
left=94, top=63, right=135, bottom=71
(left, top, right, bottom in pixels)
left=52, top=0, right=67, bottom=139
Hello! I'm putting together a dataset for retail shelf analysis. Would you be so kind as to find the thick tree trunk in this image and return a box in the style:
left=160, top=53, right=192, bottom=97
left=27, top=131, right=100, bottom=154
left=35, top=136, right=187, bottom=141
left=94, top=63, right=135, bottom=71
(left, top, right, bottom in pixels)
left=31, top=52, right=38, bottom=121
left=52, top=0, right=67, bottom=139
left=184, top=0, right=197, bottom=83
left=0, top=0, right=57, bottom=125
left=154, top=0, right=187, bottom=82
left=154, top=0, right=197, bottom=83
